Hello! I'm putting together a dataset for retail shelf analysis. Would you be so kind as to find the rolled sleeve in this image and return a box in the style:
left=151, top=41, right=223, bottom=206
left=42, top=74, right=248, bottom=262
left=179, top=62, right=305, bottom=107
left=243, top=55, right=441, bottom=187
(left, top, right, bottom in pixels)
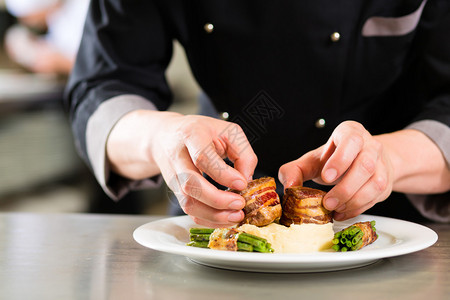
left=86, top=95, right=163, bottom=200
left=405, top=120, right=450, bottom=222
left=406, top=119, right=450, bottom=165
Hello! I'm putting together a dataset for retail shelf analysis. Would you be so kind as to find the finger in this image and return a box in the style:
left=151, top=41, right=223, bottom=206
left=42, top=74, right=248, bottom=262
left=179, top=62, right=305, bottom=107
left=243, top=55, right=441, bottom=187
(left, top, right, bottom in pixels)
left=162, top=147, right=246, bottom=212
left=218, top=123, right=258, bottom=181
left=321, top=125, right=365, bottom=184
left=174, top=170, right=246, bottom=210
left=180, top=195, right=244, bottom=226
left=278, top=160, right=304, bottom=189
left=323, top=147, right=379, bottom=211
left=184, top=131, right=247, bottom=190
left=278, top=148, right=324, bottom=189
left=333, top=199, right=379, bottom=221
left=225, top=142, right=258, bottom=182
left=169, top=176, right=244, bottom=227
left=335, top=164, right=390, bottom=214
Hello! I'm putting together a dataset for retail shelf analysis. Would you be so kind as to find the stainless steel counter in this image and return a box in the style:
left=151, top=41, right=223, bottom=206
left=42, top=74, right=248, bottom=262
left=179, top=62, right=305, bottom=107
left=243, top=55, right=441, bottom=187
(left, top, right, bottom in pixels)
left=0, top=213, right=448, bottom=300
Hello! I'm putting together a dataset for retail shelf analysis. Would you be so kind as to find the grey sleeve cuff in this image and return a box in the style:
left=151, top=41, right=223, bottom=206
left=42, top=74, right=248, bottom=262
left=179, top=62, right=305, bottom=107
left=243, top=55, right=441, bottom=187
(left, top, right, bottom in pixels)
left=406, top=119, right=450, bottom=165
left=86, top=94, right=163, bottom=200
left=405, top=119, right=450, bottom=222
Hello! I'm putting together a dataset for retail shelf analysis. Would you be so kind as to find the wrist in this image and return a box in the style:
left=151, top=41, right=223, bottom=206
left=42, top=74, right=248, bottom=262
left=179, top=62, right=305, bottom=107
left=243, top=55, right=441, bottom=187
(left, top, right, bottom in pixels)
left=375, top=129, right=450, bottom=194
left=143, top=110, right=184, bottom=165
left=106, top=110, right=183, bottom=180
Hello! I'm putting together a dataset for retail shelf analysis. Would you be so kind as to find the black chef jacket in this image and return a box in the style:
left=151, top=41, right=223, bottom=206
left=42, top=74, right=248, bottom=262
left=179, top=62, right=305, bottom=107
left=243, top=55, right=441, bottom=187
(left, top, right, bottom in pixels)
left=65, top=0, right=450, bottom=222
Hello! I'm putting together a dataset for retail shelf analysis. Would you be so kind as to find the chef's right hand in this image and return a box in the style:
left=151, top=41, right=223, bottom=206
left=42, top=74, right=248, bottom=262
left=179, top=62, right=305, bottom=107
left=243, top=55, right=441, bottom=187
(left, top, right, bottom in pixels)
left=106, top=110, right=258, bottom=227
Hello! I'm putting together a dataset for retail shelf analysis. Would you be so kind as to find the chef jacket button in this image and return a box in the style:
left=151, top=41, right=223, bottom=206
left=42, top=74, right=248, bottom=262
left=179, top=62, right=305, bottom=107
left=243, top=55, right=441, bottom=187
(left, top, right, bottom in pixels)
left=220, top=112, right=230, bottom=121
left=204, top=23, right=214, bottom=34
left=315, top=118, right=326, bottom=129
left=330, top=32, right=341, bottom=42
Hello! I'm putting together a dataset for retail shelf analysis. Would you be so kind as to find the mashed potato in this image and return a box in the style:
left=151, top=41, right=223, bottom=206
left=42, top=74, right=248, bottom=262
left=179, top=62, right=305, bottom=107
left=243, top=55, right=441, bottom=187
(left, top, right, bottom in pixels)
left=238, top=223, right=334, bottom=253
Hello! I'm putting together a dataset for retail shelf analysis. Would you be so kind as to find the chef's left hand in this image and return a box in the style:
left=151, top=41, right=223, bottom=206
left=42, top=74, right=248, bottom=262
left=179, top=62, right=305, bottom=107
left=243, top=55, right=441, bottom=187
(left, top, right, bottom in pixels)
left=278, top=121, right=394, bottom=221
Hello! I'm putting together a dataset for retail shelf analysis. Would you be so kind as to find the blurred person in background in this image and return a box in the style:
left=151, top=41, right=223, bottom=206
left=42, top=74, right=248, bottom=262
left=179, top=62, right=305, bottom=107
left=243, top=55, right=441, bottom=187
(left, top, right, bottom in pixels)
left=4, top=0, right=149, bottom=214
left=4, top=0, right=89, bottom=75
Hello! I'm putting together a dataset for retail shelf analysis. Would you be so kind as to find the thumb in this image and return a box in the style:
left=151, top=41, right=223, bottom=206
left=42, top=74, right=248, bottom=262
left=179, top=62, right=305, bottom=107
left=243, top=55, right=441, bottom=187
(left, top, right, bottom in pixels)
left=278, top=148, right=324, bottom=189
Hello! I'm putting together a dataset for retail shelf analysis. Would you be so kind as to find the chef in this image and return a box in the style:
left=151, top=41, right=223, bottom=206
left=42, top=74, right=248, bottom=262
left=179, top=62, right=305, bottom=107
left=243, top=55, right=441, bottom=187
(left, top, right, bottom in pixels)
left=65, top=0, right=450, bottom=226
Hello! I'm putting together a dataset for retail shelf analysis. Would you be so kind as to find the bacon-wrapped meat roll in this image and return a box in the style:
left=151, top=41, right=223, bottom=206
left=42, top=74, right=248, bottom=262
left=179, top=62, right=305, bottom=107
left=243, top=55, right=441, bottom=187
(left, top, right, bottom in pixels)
left=229, top=177, right=282, bottom=226
left=332, top=221, right=378, bottom=251
left=187, top=227, right=274, bottom=253
left=279, top=186, right=332, bottom=226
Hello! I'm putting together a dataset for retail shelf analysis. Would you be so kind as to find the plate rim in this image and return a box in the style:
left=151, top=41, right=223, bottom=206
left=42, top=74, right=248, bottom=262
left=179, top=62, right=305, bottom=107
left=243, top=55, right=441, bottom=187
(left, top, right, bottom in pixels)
left=133, top=214, right=438, bottom=271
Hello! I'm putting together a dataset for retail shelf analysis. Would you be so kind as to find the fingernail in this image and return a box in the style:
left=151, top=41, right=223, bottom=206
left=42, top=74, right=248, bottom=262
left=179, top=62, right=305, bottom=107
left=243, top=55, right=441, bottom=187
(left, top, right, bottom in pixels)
left=284, top=180, right=294, bottom=188
left=232, top=180, right=247, bottom=190
left=325, top=197, right=339, bottom=210
left=228, top=211, right=243, bottom=222
left=229, top=199, right=245, bottom=210
left=248, top=175, right=253, bottom=181
left=324, top=168, right=337, bottom=182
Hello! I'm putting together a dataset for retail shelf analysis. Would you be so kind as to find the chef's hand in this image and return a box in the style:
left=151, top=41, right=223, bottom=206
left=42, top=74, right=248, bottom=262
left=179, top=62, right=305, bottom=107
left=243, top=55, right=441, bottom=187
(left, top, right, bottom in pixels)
left=107, top=110, right=258, bottom=227
left=278, top=121, right=394, bottom=221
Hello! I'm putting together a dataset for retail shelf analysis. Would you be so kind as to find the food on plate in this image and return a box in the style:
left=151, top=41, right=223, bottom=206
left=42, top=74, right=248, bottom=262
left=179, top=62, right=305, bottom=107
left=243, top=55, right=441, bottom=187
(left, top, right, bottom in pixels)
left=187, top=227, right=274, bottom=253
left=280, top=186, right=332, bottom=226
left=331, top=221, right=378, bottom=252
left=228, top=177, right=281, bottom=226
left=238, top=222, right=334, bottom=253
left=187, top=179, right=378, bottom=254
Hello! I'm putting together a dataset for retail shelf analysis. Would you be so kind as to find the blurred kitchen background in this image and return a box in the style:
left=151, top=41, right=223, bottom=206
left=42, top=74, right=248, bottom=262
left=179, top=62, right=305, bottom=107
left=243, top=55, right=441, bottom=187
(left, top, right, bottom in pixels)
left=0, top=0, right=200, bottom=214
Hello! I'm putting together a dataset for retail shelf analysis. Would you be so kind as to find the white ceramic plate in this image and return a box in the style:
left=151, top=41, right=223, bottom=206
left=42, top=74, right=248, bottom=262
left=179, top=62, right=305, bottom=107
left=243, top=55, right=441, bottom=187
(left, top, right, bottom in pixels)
left=133, top=215, right=437, bottom=273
